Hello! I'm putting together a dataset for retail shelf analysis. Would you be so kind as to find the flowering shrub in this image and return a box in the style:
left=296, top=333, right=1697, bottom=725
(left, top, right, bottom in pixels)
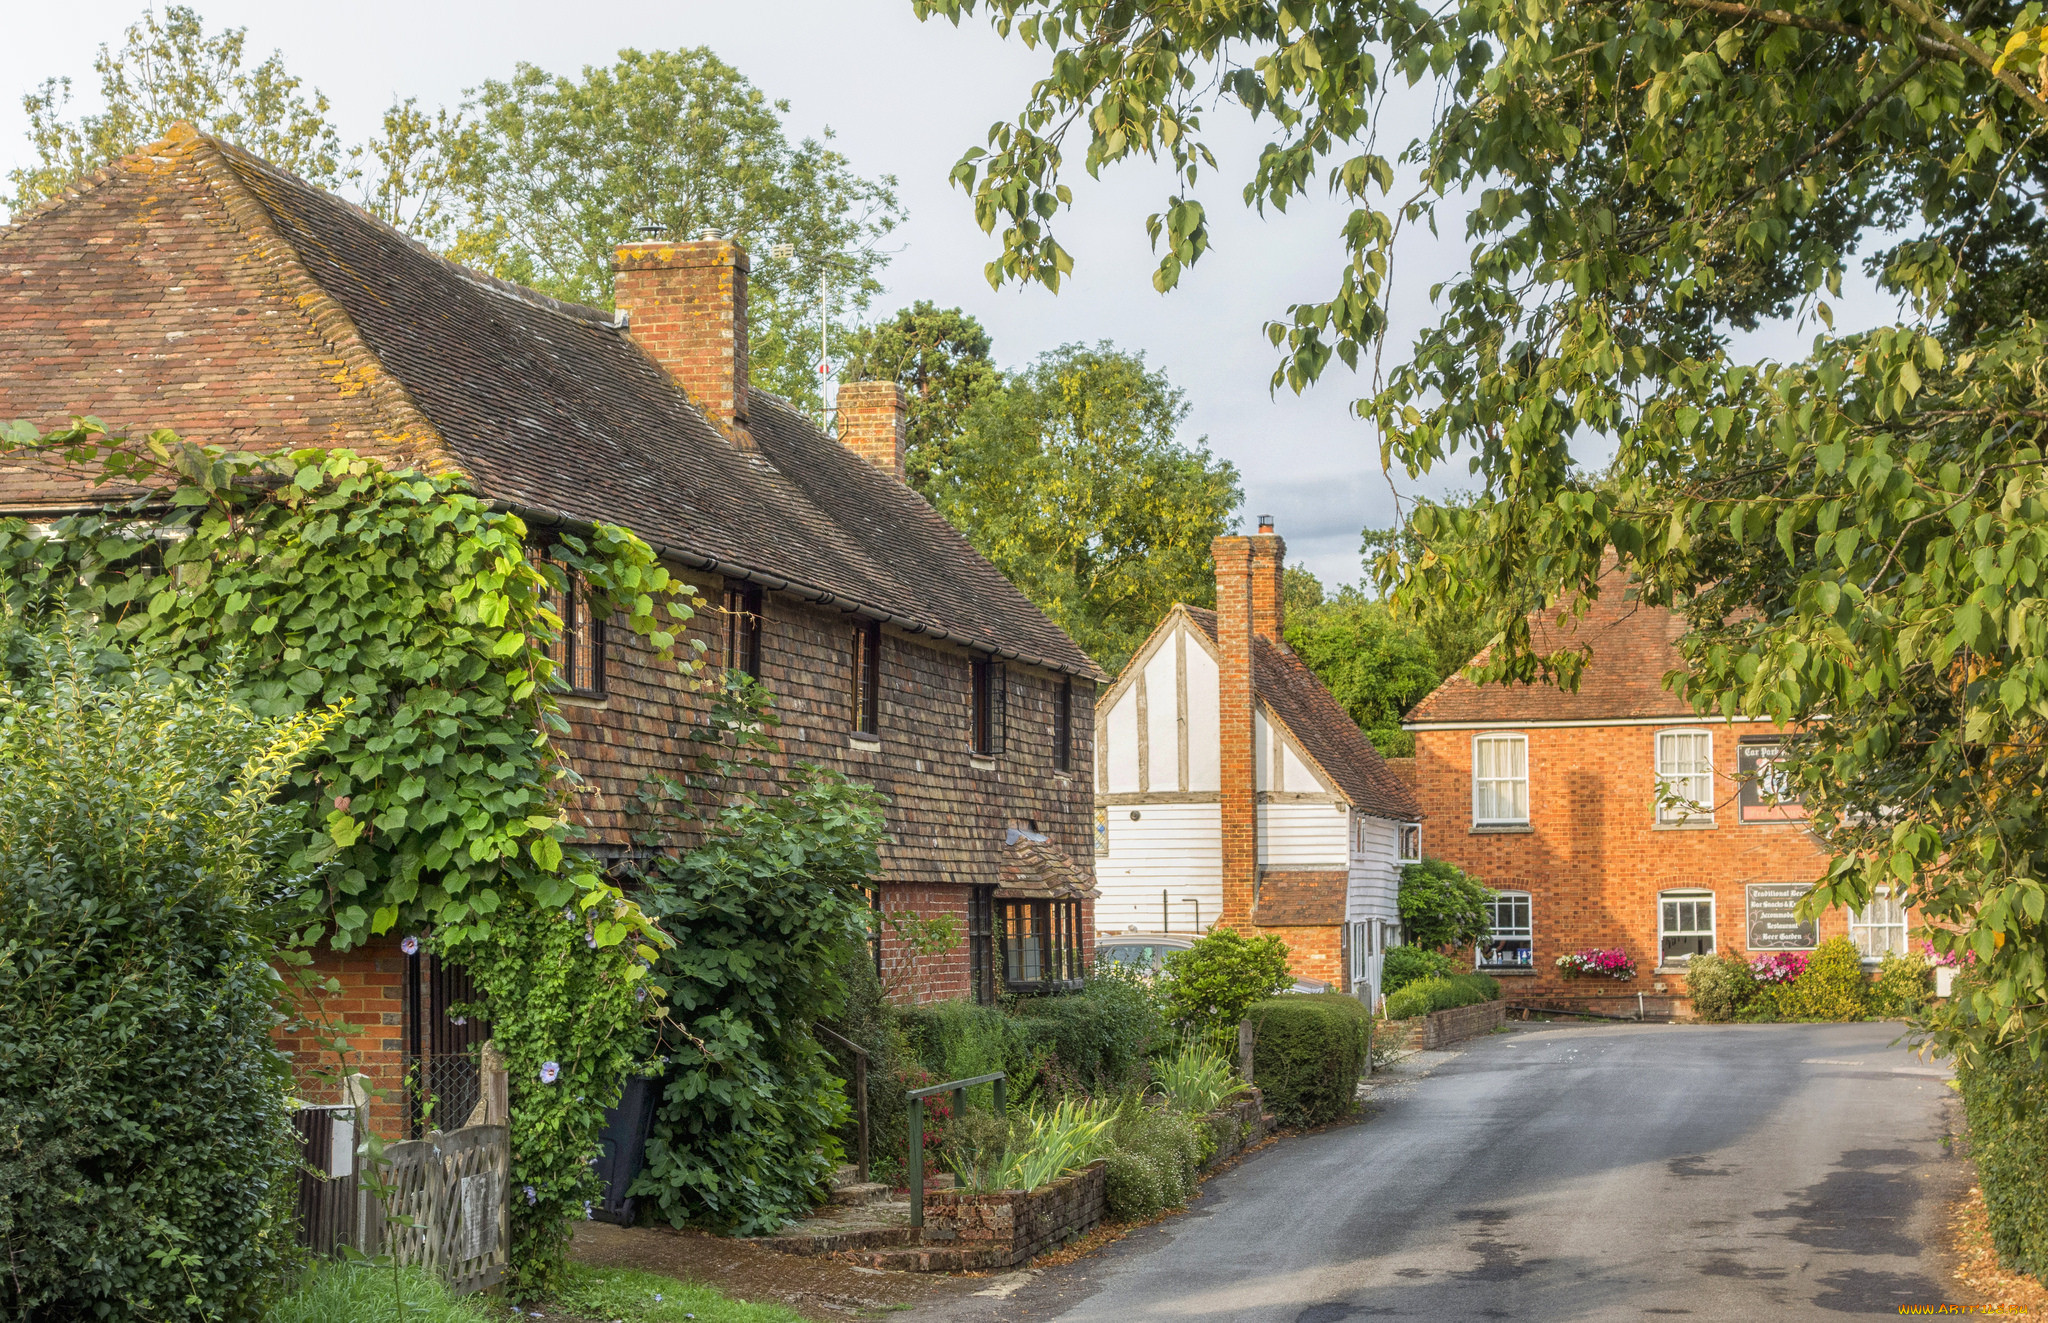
left=1555, top=948, right=1636, bottom=980
left=1921, top=940, right=1977, bottom=970
left=1749, top=952, right=1809, bottom=984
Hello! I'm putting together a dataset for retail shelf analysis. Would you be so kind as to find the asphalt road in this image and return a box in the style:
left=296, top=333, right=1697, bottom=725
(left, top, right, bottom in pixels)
left=916, top=1021, right=1966, bottom=1322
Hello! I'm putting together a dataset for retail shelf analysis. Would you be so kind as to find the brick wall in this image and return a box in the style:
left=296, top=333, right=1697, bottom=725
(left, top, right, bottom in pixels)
left=1250, top=923, right=1342, bottom=989
left=1410, top=721, right=1840, bottom=998
left=614, top=240, right=750, bottom=442
left=1213, top=538, right=1257, bottom=930
left=279, top=935, right=410, bottom=1136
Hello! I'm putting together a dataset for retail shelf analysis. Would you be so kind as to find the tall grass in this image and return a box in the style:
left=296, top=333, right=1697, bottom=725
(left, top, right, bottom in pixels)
left=266, top=1262, right=490, bottom=1323
left=1149, top=1038, right=1239, bottom=1115
left=952, top=1098, right=1114, bottom=1193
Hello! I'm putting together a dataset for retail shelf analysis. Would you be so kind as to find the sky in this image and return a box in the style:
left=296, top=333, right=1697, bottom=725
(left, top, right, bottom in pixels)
left=1, top=0, right=1901, bottom=588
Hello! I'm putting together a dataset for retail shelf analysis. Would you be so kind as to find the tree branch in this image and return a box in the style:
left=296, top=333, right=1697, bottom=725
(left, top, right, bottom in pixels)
left=1667, top=0, right=1959, bottom=58
left=1879, top=0, right=2048, bottom=121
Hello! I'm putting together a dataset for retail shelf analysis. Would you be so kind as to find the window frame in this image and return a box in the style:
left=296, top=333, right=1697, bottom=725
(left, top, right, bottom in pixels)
left=1656, top=728, right=1716, bottom=825
left=538, top=557, right=607, bottom=698
left=1397, top=823, right=1422, bottom=863
left=1658, top=889, right=1717, bottom=967
left=1477, top=890, right=1534, bottom=973
left=999, top=898, right=1082, bottom=993
left=971, top=657, right=1007, bottom=757
left=1848, top=885, right=1909, bottom=963
left=968, top=885, right=998, bottom=1005
left=1471, top=733, right=1530, bottom=826
left=1054, top=676, right=1074, bottom=772
left=851, top=619, right=882, bottom=735
left=722, top=584, right=764, bottom=678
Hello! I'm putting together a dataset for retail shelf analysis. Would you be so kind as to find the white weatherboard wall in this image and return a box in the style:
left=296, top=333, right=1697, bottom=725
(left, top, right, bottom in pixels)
left=1256, top=801, right=1348, bottom=867
left=1096, top=802, right=1223, bottom=935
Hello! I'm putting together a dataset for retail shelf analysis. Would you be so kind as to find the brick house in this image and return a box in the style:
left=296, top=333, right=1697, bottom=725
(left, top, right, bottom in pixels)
left=0, top=125, right=1104, bottom=1129
left=1401, top=560, right=1910, bottom=1008
left=1093, top=519, right=1422, bottom=1001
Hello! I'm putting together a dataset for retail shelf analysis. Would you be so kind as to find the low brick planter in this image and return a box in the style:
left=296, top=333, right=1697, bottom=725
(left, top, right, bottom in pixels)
left=1386, top=998, right=1506, bottom=1051
left=899, top=1160, right=1107, bottom=1271
left=1199, top=1088, right=1273, bottom=1169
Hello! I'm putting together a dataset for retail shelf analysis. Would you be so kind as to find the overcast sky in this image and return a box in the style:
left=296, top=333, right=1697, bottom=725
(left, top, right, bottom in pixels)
left=3, top=1, right=1900, bottom=588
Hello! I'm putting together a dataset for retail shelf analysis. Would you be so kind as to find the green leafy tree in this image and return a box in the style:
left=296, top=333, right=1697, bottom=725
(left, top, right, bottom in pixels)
left=920, top=0, right=2048, bottom=1066
left=450, top=47, right=904, bottom=412
left=928, top=341, right=1242, bottom=672
left=0, top=614, right=338, bottom=1320
left=1159, top=928, right=1294, bottom=1044
left=8, top=3, right=345, bottom=213
left=842, top=301, right=1002, bottom=486
left=1398, top=859, right=1493, bottom=952
left=1284, top=570, right=1447, bottom=756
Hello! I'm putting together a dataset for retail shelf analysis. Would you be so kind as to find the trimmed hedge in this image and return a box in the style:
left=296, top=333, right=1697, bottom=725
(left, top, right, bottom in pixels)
left=1383, top=972, right=1502, bottom=1021
left=1382, top=946, right=1456, bottom=997
left=1244, top=994, right=1373, bottom=1128
left=1960, top=1045, right=2048, bottom=1281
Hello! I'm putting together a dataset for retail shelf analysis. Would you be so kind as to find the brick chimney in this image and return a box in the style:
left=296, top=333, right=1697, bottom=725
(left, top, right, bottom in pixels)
left=836, top=381, right=907, bottom=480
left=1214, top=518, right=1287, bottom=933
left=1249, top=514, right=1286, bottom=645
left=614, top=238, right=752, bottom=447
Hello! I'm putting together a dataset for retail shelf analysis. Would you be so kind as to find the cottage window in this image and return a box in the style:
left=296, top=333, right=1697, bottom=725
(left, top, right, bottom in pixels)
left=1349, top=920, right=1376, bottom=983
left=971, top=657, right=1006, bottom=756
left=1472, top=734, right=1529, bottom=824
left=1478, top=891, right=1534, bottom=972
left=851, top=620, right=881, bottom=734
left=1000, top=899, right=1082, bottom=992
left=1657, top=730, right=1715, bottom=823
left=1398, top=823, right=1422, bottom=863
left=969, top=886, right=997, bottom=1005
left=1658, top=889, right=1716, bottom=966
left=1849, top=886, right=1909, bottom=961
left=1054, top=676, right=1074, bottom=771
left=539, top=560, right=605, bottom=697
left=721, top=585, right=763, bottom=678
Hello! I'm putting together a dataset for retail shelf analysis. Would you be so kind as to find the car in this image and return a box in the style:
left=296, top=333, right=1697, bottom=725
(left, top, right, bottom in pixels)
left=1094, top=932, right=1331, bottom=993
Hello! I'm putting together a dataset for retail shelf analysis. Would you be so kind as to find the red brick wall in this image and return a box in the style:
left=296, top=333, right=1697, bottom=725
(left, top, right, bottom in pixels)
left=1213, top=537, right=1257, bottom=930
left=835, top=381, right=907, bottom=479
left=278, top=935, right=410, bottom=1137
left=1254, top=923, right=1342, bottom=989
left=614, top=240, right=750, bottom=440
left=1409, top=721, right=1841, bottom=998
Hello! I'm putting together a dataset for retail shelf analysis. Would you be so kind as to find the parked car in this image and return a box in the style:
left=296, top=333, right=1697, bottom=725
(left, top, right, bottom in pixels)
left=1094, top=933, right=1330, bottom=993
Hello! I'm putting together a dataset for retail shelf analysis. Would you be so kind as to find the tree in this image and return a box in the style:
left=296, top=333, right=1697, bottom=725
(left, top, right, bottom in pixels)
left=8, top=4, right=344, bottom=213
left=1398, top=859, right=1494, bottom=952
left=450, top=48, right=904, bottom=412
left=926, top=342, right=1242, bottom=672
left=1159, top=928, right=1294, bottom=1044
left=1284, top=575, right=1444, bottom=756
left=921, top=0, right=2048, bottom=1064
left=842, top=301, right=1002, bottom=486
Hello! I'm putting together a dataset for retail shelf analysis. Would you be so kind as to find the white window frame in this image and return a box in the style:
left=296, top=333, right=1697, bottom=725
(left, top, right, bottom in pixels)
left=1472, top=733, right=1530, bottom=826
left=1658, top=889, right=1717, bottom=967
left=1656, top=729, right=1716, bottom=824
left=1477, top=890, right=1533, bottom=972
left=1848, top=886, right=1908, bottom=962
left=1398, top=823, right=1422, bottom=863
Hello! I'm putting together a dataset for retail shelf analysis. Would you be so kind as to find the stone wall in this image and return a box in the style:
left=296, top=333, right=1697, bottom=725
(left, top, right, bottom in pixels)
left=1199, top=1089, right=1272, bottom=1169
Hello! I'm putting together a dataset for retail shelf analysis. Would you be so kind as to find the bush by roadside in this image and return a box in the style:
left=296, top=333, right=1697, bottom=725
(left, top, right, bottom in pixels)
left=1245, top=994, right=1373, bottom=1128
left=1383, top=972, right=1501, bottom=1021
left=1958, top=1042, right=2048, bottom=1282
left=1382, top=946, right=1456, bottom=996
left=1688, top=938, right=1878, bottom=1023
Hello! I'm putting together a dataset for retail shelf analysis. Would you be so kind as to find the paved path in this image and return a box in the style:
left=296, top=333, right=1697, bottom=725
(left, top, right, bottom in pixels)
left=915, top=1022, right=1965, bottom=1321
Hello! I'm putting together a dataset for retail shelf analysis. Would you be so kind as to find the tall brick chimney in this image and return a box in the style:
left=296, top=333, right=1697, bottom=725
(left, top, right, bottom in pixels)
left=835, top=381, right=908, bottom=480
left=614, top=238, right=752, bottom=447
left=1215, top=518, right=1287, bottom=932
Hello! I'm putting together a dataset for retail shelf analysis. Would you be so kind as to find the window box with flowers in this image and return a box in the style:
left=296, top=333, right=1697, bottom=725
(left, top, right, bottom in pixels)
left=1555, top=949, right=1637, bottom=980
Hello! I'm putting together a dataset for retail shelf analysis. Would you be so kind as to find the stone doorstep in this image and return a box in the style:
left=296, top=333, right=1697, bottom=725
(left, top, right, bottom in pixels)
left=828, top=1182, right=893, bottom=1207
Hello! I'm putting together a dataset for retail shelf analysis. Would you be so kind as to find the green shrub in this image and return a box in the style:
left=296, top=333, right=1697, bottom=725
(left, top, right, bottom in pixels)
left=1686, top=953, right=1759, bottom=1022
left=1160, top=929, right=1295, bottom=1046
left=1149, top=1037, right=1238, bottom=1115
left=1398, top=858, right=1494, bottom=950
left=1382, top=946, right=1456, bottom=996
left=1009, top=966, right=1168, bottom=1095
left=823, top=938, right=909, bottom=1183
left=1383, top=973, right=1501, bottom=1020
left=1101, top=1097, right=1203, bottom=1220
left=1780, top=937, right=1869, bottom=1021
left=1869, top=950, right=1932, bottom=1019
left=0, top=620, right=334, bottom=1321
left=1959, top=1044, right=2048, bottom=1281
left=1244, top=995, right=1372, bottom=1128
left=268, top=1262, right=494, bottom=1323
left=953, top=1098, right=1114, bottom=1192
left=898, top=998, right=1039, bottom=1105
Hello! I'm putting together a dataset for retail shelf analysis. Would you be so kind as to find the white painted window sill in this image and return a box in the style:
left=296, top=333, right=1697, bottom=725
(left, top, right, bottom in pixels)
left=971, top=756, right=998, bottom=771
left=1653, top=820, right=1717, bottom=831
left=557, top=694, right=609, bottom=710
left=848, top=735, right=881, bottom=752
left=1470, top=823, right=1533, bottom=834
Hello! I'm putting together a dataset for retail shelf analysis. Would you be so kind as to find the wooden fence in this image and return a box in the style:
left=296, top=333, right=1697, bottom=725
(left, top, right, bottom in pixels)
left=294, top=1105, right=511, bottom=1296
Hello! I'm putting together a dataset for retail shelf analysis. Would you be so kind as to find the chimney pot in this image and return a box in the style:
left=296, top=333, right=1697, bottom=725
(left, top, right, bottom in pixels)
left=614, top=238, right=752, bottom=447
left=1258, top=514, right=1275, bottom=533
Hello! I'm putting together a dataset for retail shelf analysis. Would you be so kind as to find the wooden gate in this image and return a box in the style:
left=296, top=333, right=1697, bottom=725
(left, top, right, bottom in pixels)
left=294, top=1119, right=511, bottom=1296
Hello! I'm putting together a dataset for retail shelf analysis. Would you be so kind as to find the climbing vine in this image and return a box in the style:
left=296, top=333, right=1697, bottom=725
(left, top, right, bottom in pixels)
left=0, top=418, right=699, bottom=1295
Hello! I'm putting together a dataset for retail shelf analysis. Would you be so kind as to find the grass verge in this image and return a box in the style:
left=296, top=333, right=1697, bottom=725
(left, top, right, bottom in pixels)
left=530, top=1264, right=806, bottom=1323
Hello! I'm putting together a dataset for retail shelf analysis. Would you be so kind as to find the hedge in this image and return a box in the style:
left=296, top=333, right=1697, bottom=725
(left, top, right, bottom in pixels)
left=1382, top=946, right=1456, bottom=997
left=1244, top=994, right=1373, bottom=1128
left=1383, top=972, right=1502, bottom=1021
left=1959, top=1045, right=2048, bottom=1281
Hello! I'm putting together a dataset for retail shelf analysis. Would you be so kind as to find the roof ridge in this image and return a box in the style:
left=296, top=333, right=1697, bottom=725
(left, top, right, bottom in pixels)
left=0, top=134, right=169, bottom=239
left=168, top=126, right=460, bottom=476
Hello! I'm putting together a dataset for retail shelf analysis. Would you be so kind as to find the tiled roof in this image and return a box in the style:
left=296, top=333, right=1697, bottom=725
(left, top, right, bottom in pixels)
left=1404, top=560, right=1693, bottom=724
left=995, top=835, right=1098, bottom=901
left=0, top=127, right=1100, bottom=680
left=1254, top=870, right=1347, bottom=926
left=1185, top=607, right=1422, bottom=822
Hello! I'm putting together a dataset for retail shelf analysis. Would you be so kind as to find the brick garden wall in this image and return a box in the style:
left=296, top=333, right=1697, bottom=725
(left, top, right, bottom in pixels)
left=280, top=934, right=409, bottom=1137
left=1410, top=721, right=1839, bottom=999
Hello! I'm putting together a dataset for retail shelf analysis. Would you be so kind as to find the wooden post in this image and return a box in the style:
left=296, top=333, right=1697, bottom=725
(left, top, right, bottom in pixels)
left=480, top=1041, right=509, bottom=1126
left=1238, top=1020, right=1255, bottom=1085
